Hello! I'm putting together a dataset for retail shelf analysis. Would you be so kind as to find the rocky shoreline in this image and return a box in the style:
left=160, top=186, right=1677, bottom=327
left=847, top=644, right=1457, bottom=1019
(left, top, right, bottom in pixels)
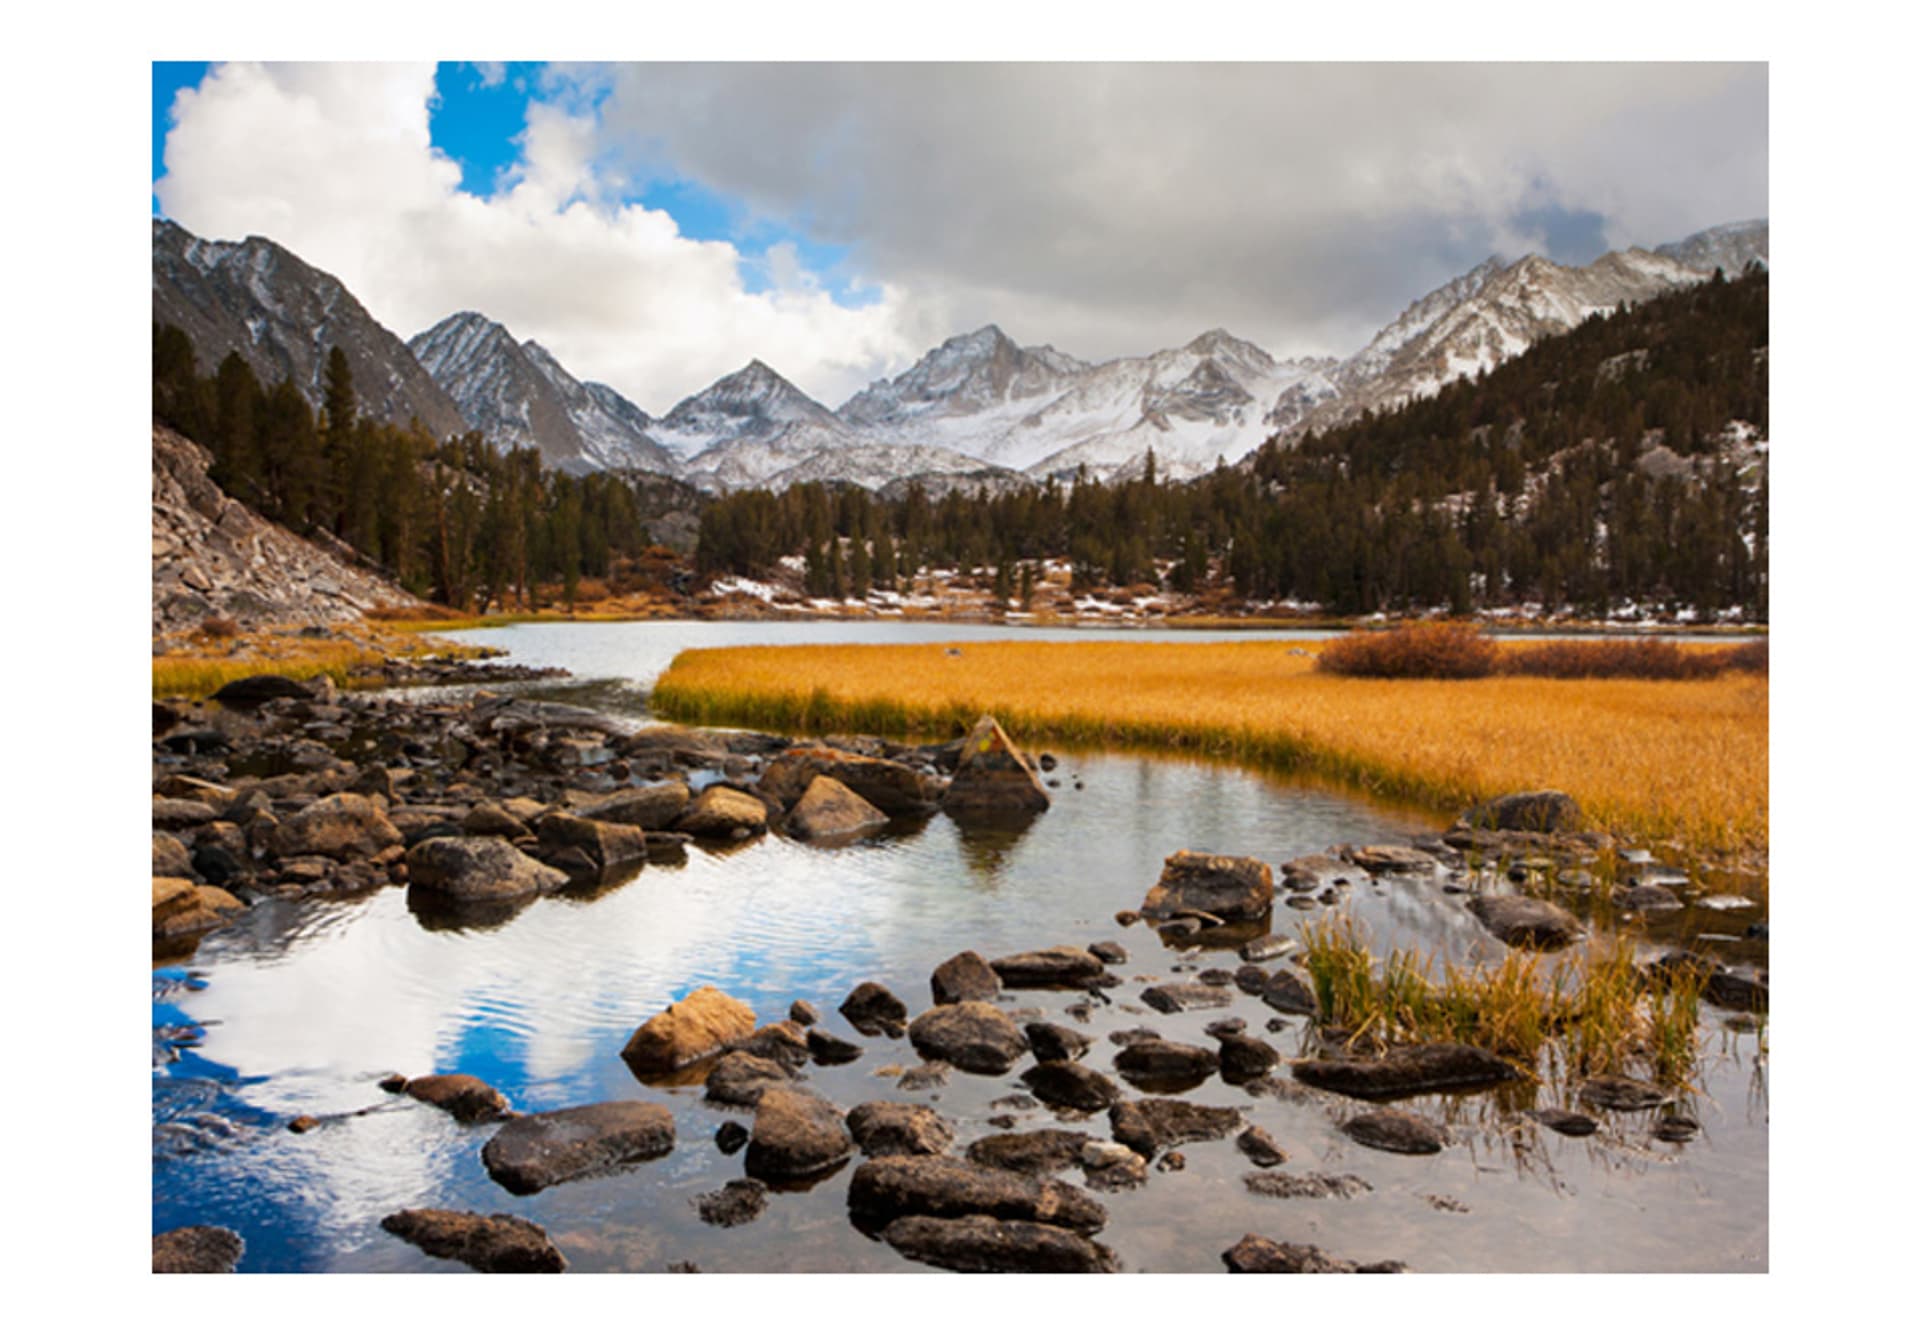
left=152, top=677, right=1766, bottom=1273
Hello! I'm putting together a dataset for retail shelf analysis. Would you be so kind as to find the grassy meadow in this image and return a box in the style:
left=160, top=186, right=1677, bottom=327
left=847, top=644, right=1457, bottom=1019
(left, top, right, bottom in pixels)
left=150, top=620, right=490, bottom=698
left=652, top=638, right=1768, bottom=860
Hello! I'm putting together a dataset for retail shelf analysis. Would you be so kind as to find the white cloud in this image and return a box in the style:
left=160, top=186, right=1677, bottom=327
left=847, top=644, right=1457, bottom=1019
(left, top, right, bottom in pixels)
left=156, top=62, right=924, bottom=409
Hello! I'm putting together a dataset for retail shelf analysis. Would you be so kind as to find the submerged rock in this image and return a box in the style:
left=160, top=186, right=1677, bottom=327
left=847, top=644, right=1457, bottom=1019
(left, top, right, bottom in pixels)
left=1108, top=1098, right=1241, bottom=1157
left=1349, top=845, right=1436, bottom=876
left=846, top=1102, right=955, bottom=1158
left=908, top=1001, right=1028, bottom=1075
left=481, top=1101, right=675, bottom=1195
left=1578, top=1074, right=1668, bottom=1112
left=1342, top=1108, right=1447, bottom=1155
left=1223, top=1234, right=1404, bottom=1273
left=622, top=986, right=757, bottom=1074
left=1241, top=1171, right=1373, bottom=1200
left=847, top=1156, right=1107, bottom=1234
left=1467, top=894, right=1583, bottom=950
left=882, top=1215, right=1117, bottom=1274
left=1527, top=1107, right=1599, bottom=1137
left=744, top=1087, right=854, bottom=1181
left=1291, top=1043, right=1523, bottom=1099
left=1141, top=850, right=1275, bottom=922
left=380, top=1209, right=566, bottom=1272
left=1140, top=981, right=1232, bottom=1014
left=966, top=1128, right=1092, bottom=1176
left=693, top=1179, right=769, bottom=1228
left=152, top=1225, right=244, bottom=1273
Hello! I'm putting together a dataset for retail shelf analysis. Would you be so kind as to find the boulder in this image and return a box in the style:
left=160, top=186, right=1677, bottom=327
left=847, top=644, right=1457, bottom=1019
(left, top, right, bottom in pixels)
left=757, top=746, right=942, bottom=816
left=1236, top=1125, right=1288, bottom=1167
left=907, top=1001, right=1028, bottom=1075
left=1461, top=790, right=1583, bottom=833
left=152, top=832, right=195, bottom=879
left=1223, top=1235, right=1405, bottom=1274
left=940, top=716, right=1051, bottom=817
left=1467, top=894, right=1583, bottom=949
left=703, top=1051, right=792, bottom=1107
left=744, top=1087, right=854, bottom=1180
left=693, top=1180, right=768, bottom=1228
left=1023, top=1022, right=1092, bottom=1063
left=965, top=1129, right=1092, bottom=1176
left=806, top=1028, right=863, bottom=1065
left=462, top=803, right=531, bottom=839
left=211, top=674, right=311, bottom=707
left=675, top=786, right=768, bottom=840
left=270, top=793, right=402, bottom=861
left=1291, top=1043, right=1524, bottom=1099
left=989, top=946, right=1107, bottom=989
left=784, top=774, right=889, bottom=842
left=406, top=836, right=568, bottom=902
left=1108, top=1098, right=1241, bottom=1157
left=1141, top=850, right=1274, bottom=922
left=152, top=876, right=244, bottom=941
left=1021, top=1061, right=1122, bottom=1112
left=847, top=1156, right=1107, bottom=1234
left=1218, top=1034, right=1281, bottom=1081
left=931, top=950, right=1003, bottom=1005
left=403, top=1074, right=511, bottom=1123
left=728, top=1020, right=812, bottom=1072
left=839, top=980, right=909, bottom=1037
left=577, top=781, right=692, bottom=830
left=152, top=1225, right=244, bottom=1273
left=1112, top=1039, right=1220, bottom=1087
left=622, top=986, right=757, bottom=1074
left=845, top=1101, right=956, bottom=1158
left=379, top=1209, right=566, bottom=1273
left=881, top=1215, right=1116, bottom=1274
left=536, top=812, right=648, bottom=872
left=480, top=1101, right=675, bottom=1194
left=1141, top=981, right=1232, bottom=1014
left=1342, top=1108, right=1447, bottom=1155
left=152, top=797, right=220, bottom=830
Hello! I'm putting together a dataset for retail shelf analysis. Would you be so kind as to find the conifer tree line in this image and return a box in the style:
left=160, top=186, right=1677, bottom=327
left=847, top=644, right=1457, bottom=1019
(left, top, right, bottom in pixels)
left=695, top=267, right=1769, bottom=619
left=153, top=324, right=673, bottom=611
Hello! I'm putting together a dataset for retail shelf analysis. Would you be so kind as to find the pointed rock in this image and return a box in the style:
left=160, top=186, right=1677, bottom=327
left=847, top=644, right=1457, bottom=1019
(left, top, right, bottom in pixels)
left=941, top=716, right=1050, bottom=816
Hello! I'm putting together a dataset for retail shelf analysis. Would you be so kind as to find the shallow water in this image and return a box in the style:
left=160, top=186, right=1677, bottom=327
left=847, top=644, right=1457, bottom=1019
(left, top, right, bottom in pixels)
left=153, top=620, right=1767, bottom=1272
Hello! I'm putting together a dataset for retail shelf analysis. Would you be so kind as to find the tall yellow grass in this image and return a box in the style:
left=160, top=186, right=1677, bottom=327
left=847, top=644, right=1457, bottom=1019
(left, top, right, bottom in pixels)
left=151, top=622, right=485, bottom=698
left=652, top=639, right=1767, bottom=857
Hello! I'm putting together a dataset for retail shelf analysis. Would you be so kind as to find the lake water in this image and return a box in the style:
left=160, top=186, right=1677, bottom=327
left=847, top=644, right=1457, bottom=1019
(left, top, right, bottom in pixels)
left=152, top=619, right=1767, bottom=1272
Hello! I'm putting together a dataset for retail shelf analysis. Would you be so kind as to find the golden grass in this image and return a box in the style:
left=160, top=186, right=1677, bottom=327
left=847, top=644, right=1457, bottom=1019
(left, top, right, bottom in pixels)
left=151, top=621, right=487, bottom=698
left=652, top=638, right=1767, bottom=857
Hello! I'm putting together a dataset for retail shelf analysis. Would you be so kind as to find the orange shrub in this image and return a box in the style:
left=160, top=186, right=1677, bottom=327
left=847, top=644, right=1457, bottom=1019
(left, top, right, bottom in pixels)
left=1316, top=623, right=1497, bottom=679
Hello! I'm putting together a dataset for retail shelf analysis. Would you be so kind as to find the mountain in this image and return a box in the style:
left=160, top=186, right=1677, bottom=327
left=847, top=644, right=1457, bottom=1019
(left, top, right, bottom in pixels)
left=407, top=312, right=673, bottom=474
left=1654, top=219, right=1770, bottom=277
left=152, top=219, right=469, bottom=442
left=646, top=360, right=867, bottom=490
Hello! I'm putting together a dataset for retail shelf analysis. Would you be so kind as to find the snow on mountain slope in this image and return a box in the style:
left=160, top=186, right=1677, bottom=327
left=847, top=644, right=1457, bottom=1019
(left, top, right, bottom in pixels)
left=1654, top=219, right=1769, bottom=277
left=520, top=342, right=676, bottom=474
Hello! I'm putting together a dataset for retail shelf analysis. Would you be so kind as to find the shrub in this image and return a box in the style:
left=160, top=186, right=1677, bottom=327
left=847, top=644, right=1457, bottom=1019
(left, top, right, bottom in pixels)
left=198, top=616, right=240, bottom=639
left=1719, top=639, right=1769, bottom=674
left=1315, top=623, right=1497, bottom=679
left=1499, top=638, right=1710, bottom=680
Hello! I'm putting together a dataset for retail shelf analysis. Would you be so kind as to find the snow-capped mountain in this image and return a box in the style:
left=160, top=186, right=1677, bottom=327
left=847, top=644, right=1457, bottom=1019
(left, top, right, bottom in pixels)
left=1653, top=219, right=1770, bottom=278
left=408, top=313, right=672, bottom=474
left=151, top=218, right=468, bottom=442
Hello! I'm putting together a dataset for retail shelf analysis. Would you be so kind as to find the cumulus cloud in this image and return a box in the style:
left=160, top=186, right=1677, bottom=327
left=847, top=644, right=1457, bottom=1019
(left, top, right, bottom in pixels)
left=155, top=62, right=925, bottom=408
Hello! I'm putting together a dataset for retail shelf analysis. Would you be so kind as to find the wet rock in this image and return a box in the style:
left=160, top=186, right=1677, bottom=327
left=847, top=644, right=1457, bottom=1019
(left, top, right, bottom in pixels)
left=1108, top=1027, right=1162, bottom=1048
left=907, top=1002, right=1028, bottom=1075
left=758, top=746, right=941, bottom=817
left=966, top=1129, right=1091, bottom=1175
left=152, top=876, right=245, bottom=941
left=462, top=803, right=531, bottom=839
left=406, top=836, right=568, bottom=902
left=715, top=1121, right=749, bottom=1155
left=745, top=1087, right=854, bottom=1181
left=693, top=1179, right=768, bottom=1228
left=1206, top=1018, right=1248, bottom=1040
left=1239, top=934, right=1297, bottom=964
left=1614, top=883, right=1683, bottom=912
left=1087, top=941, right=1128, bottom=964
left=1140, top=981, right=1232, bottom=1014
left=576, top=780, right=692, bottom=830
left=840, top=980, right=909, bottom=1037
left=1108, top=1098, right=1240, bottom=1157
left=152, top=832, right=195, bottom=879
left=1259, top=969, right=1320, bottom=1017
left=270, top=793, right=402, bottom=861
left=806, top=1028, right=863, bottom=1065
left=1280, top=853, right=1347, bottom=890
left=1461, top=790, right=1583, bottom=833
left=1112, top=1039, right=1219, bottom=1087
left=988, top=946, right=1107, bottom=989
left=846, top=1102, right=955, bottom=1158
left=728, top=1020, right=812, bottom=1072
left=380, top=1208, right=566, bottom=1272
left=1024, top=1022, right=1093, bottom=1063
left=788, top=999, right=822, bottom=1027
left=1021, top=1061, right=1122, bottom=1112
left=536, top=812, right=648, bottom=872
left=931, top=950, right=1002, bottom=1005
left=1218, top=1034, right=1280, bottom=1082
left=287, top=1114, right=320, bottom=1134
left=211, top=674, right=311, bottom=707
left=481, top=1101, right=675, bottom=1195
left=152, top=797, right=222, bottom=831
left=1578, top=1074, right=1667, bottom=1111
left=1223, top=1234, right=1403, bottom=1273
left=403, top=1073, right=511, bottom=1124
left=881, top=1215, right=1116, bottom=1274
left=1235, top=1125, right=1287, bottom=1167
left=675, top=785, right=769, bottom=840
left=1705, top=971, right=1769, bottom=1013
left=1654, top=1113, right=1702, bottom=1143
left=1079, top=1139, right=1149, bottom=1191
left=703, top=1051, right=792, bottom=1107
left=621, top=986, right=757, bottom=1075
left=153, top=1225, right=244, bottom=1273
left=941, top=715, right=1051, bottom=816
left=847, top=1156, right=1107, bottom=1234
left=1242, top=1171, right=1373, bottom=1200
left=1467, top=894, right=1583, bottom=950
left=896, top=1062, right=951, bottom=1091
left=1142, top=850, right=1275, bottom=922
left=1342, top=1108, right=1446, bottom=1155
left=1527, top=1107, right=1599, bottom=1137
left=1156, top=1151, right=1187, bottom=1173
left=1349, top=845, right=1436, bottom=876
left=785, top=774, right=889, bottom=841
left=1291, top=1043, right=1524, bottom=1099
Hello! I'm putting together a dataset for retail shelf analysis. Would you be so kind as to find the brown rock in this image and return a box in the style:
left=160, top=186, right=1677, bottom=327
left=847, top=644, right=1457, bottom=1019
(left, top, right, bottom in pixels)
left=744, top=1087, right=854, bottom=1180
left=882, top=1215, right=1116, bottom=1274
left=1141, top=850, right=1274, bottom=922
left=846, top=1101, right=956, bottom=1157
left=931, top=950, right=1003, bottom=1005
left=577, top=780, right=692, bottom=830
left=1291, top=1042, right=1523, bottom=1099
left=537, top=811, right=648, bottom=871
left=405, top=836, right=568, bottom=901
left=152, top=876, right=244, bottom=940
left=1342, top=1108, right=1447, bottom=1155
left=757, top=746, right=942, bottom=816
left=1021, top=1061, right=1122, bottom=1112
left=908, top=1001, right=1028, bottom=1074
left=380, top=1208, right=566, bottom=1272
left=941, top=715, right=1051, bottom=816
left=1223, top=1234, right=1405, bottom=1273
left=622, top=986, right=757, bottom=1074
left=153, top=1225, right=244, bottom=1273
left=270, top=792, right=402, bottom=861
left=462, top=803, right=531, bottom=839
left=1467, top=894, right=1583, bottom=949
left=675, top=785, right=768, bottom=840
left=152, top=832, right=195, bottom=879
left=704, top=1051, right=792, bottom=1107
left=965, top=1129, right=1092, bottom=1175
left=847, top=1156, right=1106, bottom=1234
left=404, top=1073, right=511, bottom=1123
left=785, top=774, right=889, bottom=841
left=481, top=1101, right=675, bottom=1194
left=1112, top=1039, right=1219, bottom=1087
left=1107, top=1098, right=1240, bottom=1156
left=840, top=980, right=910, bottom=1036
left=989, top=946, right=1107, bottom=989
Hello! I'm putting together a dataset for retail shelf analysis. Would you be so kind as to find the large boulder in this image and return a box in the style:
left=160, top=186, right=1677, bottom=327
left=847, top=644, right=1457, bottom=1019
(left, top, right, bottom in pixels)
left=152, top=876, right=244, bottom=941
left=908, top=1002, right=1028, bottom=1075
left=622, top=986, right=756, bottom=1074
left=839, top=980, right=909, bottom=1037
left=882, top=1215, right=1116, bottom=1274
left=675, top=786, right=769, bottom=840
left=847, top=1156, right=1107, bottom=1234
left=270, top=793, right=402, bottom=861
left=757, top=746, right=942, bottom=816
left=1467, top=894, right=1583, bottom=950
left=1141, top=851, right=1274, bottom=922
left=1292, top=1043, right=1524, bottom=1099
left=989, top=946, right=1107, bottom=990
left=743, top=1087, right=854, bottom=1180
left=480, top=1101, right=675, bottom=1195
left=576, top=781, right=692, bottom=830
left=845, top=1102, right=955, bottom=1158
left=152, top=1225, right=244, bottom=1273
left=1021, top=1061, right=1121, bottom=1112
left=931, top=950, right=1002, bottom=1005
left=1460, top=790, right=1583, bottom=833
left=784, top=775, right=889, bottom=842
left=1108, top=1098, right=1241, bottom=1157
left=380, top=1209, right=566, bottom=1273
left=406, top=836, right=568, bottom=901
left=536, top=812, right=648, bottom=872
left=940, top=715, right=1050, bottom=817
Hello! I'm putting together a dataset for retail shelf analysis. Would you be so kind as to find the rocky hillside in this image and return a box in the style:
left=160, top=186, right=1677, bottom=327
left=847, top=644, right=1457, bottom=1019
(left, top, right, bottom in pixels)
left=151, top=424, right=414, bottom=635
